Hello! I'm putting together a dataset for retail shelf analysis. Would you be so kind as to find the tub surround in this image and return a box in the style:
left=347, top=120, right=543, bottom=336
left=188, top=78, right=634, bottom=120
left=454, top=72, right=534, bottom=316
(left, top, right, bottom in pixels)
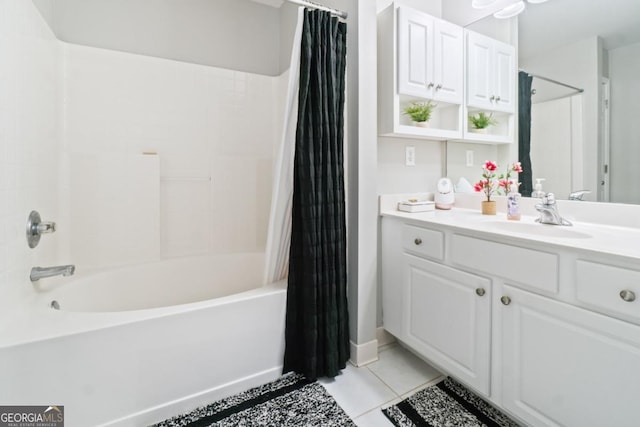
left=380, top=192, right=640, bottom=426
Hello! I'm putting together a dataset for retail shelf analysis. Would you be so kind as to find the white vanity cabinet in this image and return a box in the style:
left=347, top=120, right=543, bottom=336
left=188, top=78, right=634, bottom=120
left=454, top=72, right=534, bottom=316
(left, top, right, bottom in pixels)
left=500, top=285, right=640, bottom=427
left=397, top=7, right=463, bottom=104
left=381, top=213, right=640, bottom=426
left=382, top=218, right=491, bottom=395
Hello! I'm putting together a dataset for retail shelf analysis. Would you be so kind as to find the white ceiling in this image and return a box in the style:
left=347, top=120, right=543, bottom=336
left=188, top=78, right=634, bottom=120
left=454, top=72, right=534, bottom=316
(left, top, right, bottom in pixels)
left=518, top=0, right=640, bottom=60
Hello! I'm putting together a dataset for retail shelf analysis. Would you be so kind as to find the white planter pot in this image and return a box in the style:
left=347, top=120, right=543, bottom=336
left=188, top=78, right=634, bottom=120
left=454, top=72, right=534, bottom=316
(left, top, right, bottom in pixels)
left=414, top=121, right=430, bottom=128
left=470, top=128, right=488, bottom=134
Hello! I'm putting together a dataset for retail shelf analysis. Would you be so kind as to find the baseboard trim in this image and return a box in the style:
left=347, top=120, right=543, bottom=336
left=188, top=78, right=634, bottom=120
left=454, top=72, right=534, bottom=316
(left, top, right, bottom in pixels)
left=376, top=327, right=397, bottom=347
left=349, top=338, right=379, bottom=367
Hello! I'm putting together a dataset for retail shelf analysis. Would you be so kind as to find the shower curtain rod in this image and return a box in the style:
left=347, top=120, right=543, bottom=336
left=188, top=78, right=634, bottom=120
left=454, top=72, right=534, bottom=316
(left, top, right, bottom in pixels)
left=520, top=69, right=584, bottom=93
left=283, top=0, right=348, bottom=19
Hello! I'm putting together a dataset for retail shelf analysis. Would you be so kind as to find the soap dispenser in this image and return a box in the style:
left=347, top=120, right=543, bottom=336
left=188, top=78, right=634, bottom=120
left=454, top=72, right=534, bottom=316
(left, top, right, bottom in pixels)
left=531, top=178, right=546, bottom=198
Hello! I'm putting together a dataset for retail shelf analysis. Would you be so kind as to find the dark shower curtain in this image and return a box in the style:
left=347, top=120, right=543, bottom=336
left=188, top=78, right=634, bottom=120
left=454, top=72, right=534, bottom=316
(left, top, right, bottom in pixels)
left=519, top=71, right=534, bottom=196
left=283, top=9, right=349, bottom=380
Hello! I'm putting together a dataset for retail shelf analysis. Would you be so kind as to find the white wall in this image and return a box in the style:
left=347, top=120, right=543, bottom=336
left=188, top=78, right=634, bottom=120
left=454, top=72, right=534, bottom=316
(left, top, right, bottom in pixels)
left=530, top=97, right=573, bottom=198
left=0, top=1, right=62, bottom=313
left=520, top=36, right=603, bottom=201
left=43, top=0, right=283, bottom=76
left=446, top=142, right=499, bottom=190
left=609, top=41, right=640, bottom=204
left=62, top=44, right=280, bottom=269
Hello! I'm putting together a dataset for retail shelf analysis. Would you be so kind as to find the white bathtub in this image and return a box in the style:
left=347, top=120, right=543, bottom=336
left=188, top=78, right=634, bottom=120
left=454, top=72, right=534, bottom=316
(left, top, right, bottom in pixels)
left=0, top=253, right=287, bottom=427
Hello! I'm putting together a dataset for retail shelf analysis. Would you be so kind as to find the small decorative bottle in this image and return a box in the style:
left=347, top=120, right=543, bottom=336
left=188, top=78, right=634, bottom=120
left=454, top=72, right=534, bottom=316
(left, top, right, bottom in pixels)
left=507, top=185, right=521, bottom=221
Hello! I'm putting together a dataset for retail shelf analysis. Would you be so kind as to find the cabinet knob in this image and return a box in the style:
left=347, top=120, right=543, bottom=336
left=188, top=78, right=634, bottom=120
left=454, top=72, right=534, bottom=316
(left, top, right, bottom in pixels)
left=476, top=288, right=486, bottom=297
left=490, top=95, right=496, bottom=101
left=620, top=290, right=636, bottom=302
left=414, top=237, right=422, bottom=245
left=427, top=82, right=434, bottom=88
left=435, top=84, right=442, bottom=90
left=495, top=96, right=501, bottom=102
left=500, top=296, right=511, bottom=306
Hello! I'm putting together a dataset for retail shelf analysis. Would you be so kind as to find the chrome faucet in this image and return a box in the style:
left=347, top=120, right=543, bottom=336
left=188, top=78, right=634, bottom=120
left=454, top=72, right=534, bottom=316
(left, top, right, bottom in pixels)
left=30, top=265, right=75, bottom=282
left=569, top=190, right=591, bottom=201
left=535, top=193, right=572, bottom=226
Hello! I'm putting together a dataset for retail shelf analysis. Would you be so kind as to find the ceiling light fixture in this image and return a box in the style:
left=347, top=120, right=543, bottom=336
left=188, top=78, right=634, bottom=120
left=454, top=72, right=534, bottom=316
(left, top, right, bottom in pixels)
left=493, top=0, right=526, bottom=19
left=472, top=0, right=499, bottom=8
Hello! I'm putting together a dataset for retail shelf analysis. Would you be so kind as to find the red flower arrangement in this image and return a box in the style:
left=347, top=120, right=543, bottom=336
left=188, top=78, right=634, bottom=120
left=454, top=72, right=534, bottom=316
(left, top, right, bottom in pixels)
left=475, top=161, right=523, bottom=201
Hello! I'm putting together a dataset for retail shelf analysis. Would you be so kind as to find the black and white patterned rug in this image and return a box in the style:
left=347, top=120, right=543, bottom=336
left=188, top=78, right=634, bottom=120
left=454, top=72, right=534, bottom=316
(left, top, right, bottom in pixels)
left=383, top=377, right=521, bottom=427
left=152, top=373, right=355, bottom=427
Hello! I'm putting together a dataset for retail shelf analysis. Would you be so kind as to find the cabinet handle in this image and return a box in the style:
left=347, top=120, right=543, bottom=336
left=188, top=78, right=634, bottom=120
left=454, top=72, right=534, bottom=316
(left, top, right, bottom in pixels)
left=414, top=238, right=422, bottom=245
left=476, top=288, right=486, bottom=297
left=495, top=96, right=501, bottom=102
left=435, top=84, right=442, bottom=90
left=490, top=95, right=496, bottom=102
left=427, top=82, right=434, bottom=89
left=500, top=296, right=511, bottom=306
left=620, top=290, right=636, bottom=302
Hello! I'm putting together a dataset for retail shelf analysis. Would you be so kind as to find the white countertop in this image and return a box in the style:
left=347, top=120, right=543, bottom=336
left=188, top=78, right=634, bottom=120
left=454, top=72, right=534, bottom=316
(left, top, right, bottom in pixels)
left=381, top=207, right=640, bottom=261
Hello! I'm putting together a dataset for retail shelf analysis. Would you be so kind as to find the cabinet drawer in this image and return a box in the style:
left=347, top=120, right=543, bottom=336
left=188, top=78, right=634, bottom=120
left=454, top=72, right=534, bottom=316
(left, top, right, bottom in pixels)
left=402, top=224, right=444, bottom=261
left=576, top=260, right=640, bottom=323
left=451, top=234, right=558, bottom=293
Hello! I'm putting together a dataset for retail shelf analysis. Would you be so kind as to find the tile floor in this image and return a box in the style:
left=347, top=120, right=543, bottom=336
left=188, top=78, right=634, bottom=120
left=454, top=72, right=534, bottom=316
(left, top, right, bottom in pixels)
left=319, top=343, right=444, bottom=426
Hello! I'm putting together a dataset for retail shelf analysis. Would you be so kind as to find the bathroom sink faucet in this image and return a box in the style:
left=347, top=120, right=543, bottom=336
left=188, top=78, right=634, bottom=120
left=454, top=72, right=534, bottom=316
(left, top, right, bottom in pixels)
left=535, top=193, right=572, bottom=226
left=30, top=265, right=75, bottom=282
left=569, top=190, right=591, bottom=201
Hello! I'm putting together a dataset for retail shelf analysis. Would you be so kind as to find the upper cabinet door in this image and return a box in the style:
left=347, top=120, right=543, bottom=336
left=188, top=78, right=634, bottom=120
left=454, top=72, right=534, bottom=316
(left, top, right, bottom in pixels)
left=466, top=30, right=515, bottom=113
left=433, top=20, right=463, bottom=104
left=466, top=31, right=493, bottom=109
left=493, top=41, right=515, bottom=112
left=398, top=7, right=434, bottom=98
left=397, top=8, right=463, bottom=102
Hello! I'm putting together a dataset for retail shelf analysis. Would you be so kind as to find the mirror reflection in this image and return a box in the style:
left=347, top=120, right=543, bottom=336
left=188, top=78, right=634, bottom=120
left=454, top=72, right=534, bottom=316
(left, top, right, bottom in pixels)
left=449, top=0, right=640, bottom=204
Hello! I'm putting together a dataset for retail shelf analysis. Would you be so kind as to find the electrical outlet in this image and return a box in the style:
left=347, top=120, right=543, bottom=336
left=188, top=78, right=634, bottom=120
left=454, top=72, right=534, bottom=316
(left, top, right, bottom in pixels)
left=405, top=146, right=416, bottom=166
left=466, top=150, right=474, bottom=167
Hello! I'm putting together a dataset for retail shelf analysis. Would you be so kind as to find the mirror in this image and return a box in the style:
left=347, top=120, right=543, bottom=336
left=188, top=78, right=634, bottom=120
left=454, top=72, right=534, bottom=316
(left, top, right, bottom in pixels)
left=447, top=0, right=640, bottom=204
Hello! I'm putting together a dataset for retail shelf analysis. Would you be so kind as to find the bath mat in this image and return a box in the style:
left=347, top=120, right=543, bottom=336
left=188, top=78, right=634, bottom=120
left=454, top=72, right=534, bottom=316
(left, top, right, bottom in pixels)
left=382, top=377, right=521, bottom=427
left=152, top=373, right=355, bottom=426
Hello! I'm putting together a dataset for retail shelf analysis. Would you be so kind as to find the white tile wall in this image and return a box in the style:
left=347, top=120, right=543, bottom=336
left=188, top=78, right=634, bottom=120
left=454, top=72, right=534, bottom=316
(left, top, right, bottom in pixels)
left=1, top=2, right=283, bottom=310
left=0, top=1, right=61, bottom=312
left=63, top=43, right=282, bottom=264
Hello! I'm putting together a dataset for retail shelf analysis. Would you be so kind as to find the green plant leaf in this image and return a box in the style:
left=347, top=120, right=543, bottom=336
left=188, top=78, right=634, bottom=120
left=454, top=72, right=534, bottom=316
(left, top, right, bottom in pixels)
left=403, top=100, right=436, bottom=122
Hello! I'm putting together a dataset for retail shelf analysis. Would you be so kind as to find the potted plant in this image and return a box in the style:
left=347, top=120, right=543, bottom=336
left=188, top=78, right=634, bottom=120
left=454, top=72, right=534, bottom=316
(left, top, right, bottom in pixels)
left=468, top=112, right=498, bottom=134
left=474, top=160, right=499, bottom=215
left=474, top=160, right=524, bottom=215
left=403, top=101, right=436, bottom=127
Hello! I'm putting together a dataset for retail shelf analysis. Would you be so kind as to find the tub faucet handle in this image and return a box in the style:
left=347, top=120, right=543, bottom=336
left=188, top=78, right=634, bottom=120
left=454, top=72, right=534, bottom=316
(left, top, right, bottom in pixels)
left=26, top=210, right=57, bottom=248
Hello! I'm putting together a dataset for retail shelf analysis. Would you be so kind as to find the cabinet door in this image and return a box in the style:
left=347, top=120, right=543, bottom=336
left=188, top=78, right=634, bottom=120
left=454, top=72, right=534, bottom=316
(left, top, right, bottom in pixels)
left=500, top=286, right=640, bottom=427
left=466, top=31, right=493, bottom=109
left=433, top=20, right=463, bottom=104
left=492, top=41, right=515, bottom=112
left=397, top=7, right=435, bottom=98
left=404, top=254, right=491, bottom=395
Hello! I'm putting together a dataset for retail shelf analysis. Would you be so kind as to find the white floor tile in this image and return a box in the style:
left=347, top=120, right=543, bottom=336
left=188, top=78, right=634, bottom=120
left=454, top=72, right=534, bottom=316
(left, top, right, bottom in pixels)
left=320, top=364, right=397, bottom=419
left=367, top=345, right=442, bottom=396
left=354, top=406, right=397, bottom=427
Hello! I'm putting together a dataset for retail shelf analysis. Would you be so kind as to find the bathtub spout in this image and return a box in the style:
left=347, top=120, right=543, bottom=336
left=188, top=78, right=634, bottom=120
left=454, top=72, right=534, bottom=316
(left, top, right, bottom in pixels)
left=30, top=265, right=75, bottom=282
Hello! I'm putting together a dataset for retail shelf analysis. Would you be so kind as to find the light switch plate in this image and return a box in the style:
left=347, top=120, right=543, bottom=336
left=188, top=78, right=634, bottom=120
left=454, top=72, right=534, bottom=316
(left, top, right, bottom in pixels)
left=406, top=146, right=415, bottom=166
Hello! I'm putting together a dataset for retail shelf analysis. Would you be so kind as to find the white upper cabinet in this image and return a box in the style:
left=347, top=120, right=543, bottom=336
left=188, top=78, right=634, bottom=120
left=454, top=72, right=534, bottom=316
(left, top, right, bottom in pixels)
left=466, top=30, right=515, bottom=113
left=398, top=8, right=463, bottom=104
